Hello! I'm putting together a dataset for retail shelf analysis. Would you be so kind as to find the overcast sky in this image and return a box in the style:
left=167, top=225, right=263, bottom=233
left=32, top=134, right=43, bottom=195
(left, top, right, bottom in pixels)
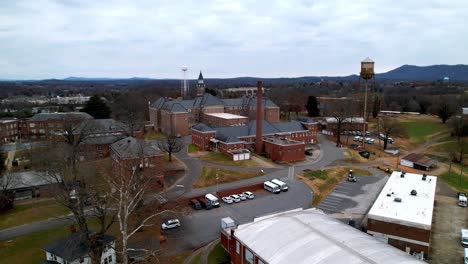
left=1, top=0, right=467, bottom=79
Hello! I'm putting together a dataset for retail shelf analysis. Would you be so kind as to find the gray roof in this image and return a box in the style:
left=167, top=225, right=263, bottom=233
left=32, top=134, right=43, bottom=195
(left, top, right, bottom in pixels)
left=197, top=120, right=309, bottom=144
left=150, top=94, right=278, bottom=112
left=43, top=232, right=114, bottom=262
left=75, top=119, right=129, bottom=135
left=3, top=171, right=59, bottom=190
left=30, top=112, right=93, bottom=122
left=82, top=134, right=125, bottom=145
left=111, top=137, right=162, bottom=159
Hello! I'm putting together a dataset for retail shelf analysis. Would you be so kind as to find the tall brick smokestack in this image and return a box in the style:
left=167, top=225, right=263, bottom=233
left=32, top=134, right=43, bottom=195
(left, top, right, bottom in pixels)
left=256, top=81, right=263, bottom=154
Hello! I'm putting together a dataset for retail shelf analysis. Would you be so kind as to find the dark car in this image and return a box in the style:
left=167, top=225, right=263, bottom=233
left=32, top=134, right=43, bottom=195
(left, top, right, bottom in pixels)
left=197, top=198, right=212, bottom=210
left=190, top=199, right=202, bottom=210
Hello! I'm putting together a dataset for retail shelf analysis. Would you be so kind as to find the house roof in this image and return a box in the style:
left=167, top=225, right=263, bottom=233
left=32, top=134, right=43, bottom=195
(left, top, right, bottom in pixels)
left=402, top=153, right=436, bottom=167
left=75, top=119, right=129, bottom=135
left=230, top=208, right=425, bottom=264
left=111, top=137, right=162, bottom=158
left=30, top=112, right=93, bottom=122
left=192, top=123, right=216, bottom=132
left=4, top=171, right=59, bottom=190
left=368, top=171, right=437, bottom=230
left=43, top=232, right=114, bottom=262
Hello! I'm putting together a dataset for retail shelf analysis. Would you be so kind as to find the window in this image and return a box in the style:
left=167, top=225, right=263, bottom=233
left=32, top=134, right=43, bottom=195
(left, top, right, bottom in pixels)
left=245, top=248, right=254, bottom=264
left=29, top=123, right=35, bottom=128
left=236, top=241, right=240, bottom=254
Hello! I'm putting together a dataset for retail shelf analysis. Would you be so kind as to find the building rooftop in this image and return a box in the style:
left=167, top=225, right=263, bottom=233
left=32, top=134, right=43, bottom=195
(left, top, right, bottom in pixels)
left=205, top=113, right=247, bottom=120
left=368, top=171, right=437, bottom=230
left=30, top=112, right=93, bottom=122
left=401, top=153, right=436, bottom=168
left=111, top=137, right=162, bottom=159
left=229, top=208, right=425, bottom=264
left=263, top=137, right=304, bottom=146
left=4, top=171, right=59, bottom=190
left=325, top=117, right=365, bottom=124
left=43, top=232, right=114, bottom=262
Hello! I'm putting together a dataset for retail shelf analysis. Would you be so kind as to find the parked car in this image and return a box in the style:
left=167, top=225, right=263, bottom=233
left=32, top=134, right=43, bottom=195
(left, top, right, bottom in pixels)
left=238, top=193, right=247, bottom=201
left=161, top=219, right=181, bottom=230
left=352, top=131, right=357, bottom=136
left=243, top=191, right=255, bottom=199
left=458, top=193, right=467, bottom=207
left=222, top=196, right=233, bottom=204
left=230, top=194, right=241, bottom=203
left=190, top=199, right=202, bottom=210
left=364, top=137, right=375, bottom=144
left=198, top=198, right=212, bottom=210
left=461, top=229, right=468, bottom=247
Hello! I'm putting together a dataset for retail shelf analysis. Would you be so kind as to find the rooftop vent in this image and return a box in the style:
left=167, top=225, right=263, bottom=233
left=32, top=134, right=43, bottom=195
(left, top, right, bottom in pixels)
left=394, top=197, right=402, bottom=202
left=400, top=172, right=406, bottom=178
left=422, top=174, right=427, bottom=181
left=386, top=193, right=391, bottom=197
left=410, top=190, right=417, bottom=196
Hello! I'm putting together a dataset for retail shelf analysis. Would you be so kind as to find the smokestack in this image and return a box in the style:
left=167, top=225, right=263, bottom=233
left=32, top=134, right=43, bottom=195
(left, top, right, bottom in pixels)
left=256, top=81, right=263, bottom=154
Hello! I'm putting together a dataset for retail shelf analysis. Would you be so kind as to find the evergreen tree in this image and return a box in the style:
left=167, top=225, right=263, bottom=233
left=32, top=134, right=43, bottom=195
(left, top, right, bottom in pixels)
left=81, top=95, right=111, bottom=119
left=306, top=96, right=319, bottom=117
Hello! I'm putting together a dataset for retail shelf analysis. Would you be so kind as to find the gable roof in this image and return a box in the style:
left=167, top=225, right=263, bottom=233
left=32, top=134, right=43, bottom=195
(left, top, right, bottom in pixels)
left=111, top=137, right=162, bottom=158
left=30, top=112, right=93, bottom=122
left=75, top=119, right=129, bottom=135
left=43, top=232, right=114, bottom=262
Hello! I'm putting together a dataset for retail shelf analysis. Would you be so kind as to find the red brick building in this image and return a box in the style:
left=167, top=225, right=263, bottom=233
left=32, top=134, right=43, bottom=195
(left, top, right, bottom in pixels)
left=220, top=208, right=425, bottom=264
left=0, top=118, right=19, bottom=142
left=322, top=117, right=368, bottom=135
left=367, top=171, right=437, bottom=259
left=22, top=112, right=93, bottom=140
left=149, top=93, right=280, bottom=136
left=191, top=119, right=318, bottom=163
left=203, top=113, right=248, bottom=127
left=110, top=137, right=164, bottom=186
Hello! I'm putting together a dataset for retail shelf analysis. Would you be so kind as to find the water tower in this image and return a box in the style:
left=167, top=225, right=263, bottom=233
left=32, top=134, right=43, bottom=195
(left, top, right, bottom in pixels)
left=181, top=66, right=188, bottom=98
left=359, top=57, right=375, bottom=146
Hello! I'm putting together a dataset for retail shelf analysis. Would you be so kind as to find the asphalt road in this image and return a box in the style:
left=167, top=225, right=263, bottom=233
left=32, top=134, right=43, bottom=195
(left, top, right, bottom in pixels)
left=161, top=176, right=312, bottom=254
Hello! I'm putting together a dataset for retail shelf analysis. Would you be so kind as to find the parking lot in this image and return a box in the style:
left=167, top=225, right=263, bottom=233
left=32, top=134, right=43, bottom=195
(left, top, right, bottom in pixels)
left=161, top=177, right=312, bottom=253
left=317, top=171, right=388, bottom=225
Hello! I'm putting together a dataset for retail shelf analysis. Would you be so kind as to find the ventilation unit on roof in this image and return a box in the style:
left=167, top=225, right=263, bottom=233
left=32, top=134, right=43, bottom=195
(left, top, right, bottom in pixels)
left=422, top=174, right=427, bottom=181
left=394, top=197, right=402, bottom=202
left=410, top=190, right=417, bottom=196
left=387, top=193, right=391, bottom=197
left=400, top=172, right=406, bottom=178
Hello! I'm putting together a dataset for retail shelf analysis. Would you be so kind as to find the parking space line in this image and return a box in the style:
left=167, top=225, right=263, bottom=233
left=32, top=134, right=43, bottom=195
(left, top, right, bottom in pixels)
left=324, top=196, right=343, bottom=202
left=318, top=205, right=337, bottom=211
left=332, top=190, right=350, bottom=195
left=320, top=201, right=340, bottom=207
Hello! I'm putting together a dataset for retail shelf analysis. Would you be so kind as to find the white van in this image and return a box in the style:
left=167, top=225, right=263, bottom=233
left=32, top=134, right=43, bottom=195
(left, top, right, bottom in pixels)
left=264, top=181, right=280, bottom=194
left=205, top=193, right=220, bottom=207
left=271, top=179, right=289, bottom=192
left=462, top=229, right=468, bottom=247
left=459, top=193, right=467, bottom=207
left=464, top=248, right=468, bottom=264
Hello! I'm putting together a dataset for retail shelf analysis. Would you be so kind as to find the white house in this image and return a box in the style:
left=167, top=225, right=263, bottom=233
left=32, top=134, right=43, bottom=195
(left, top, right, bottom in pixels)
left=42, top=232, right=116, bottom=264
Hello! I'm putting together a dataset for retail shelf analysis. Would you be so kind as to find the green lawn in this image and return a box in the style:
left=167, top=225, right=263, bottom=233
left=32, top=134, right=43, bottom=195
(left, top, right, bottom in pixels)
left=439, top=170, right=468, bottom=192
left=193, top=167, right=264, bottom=188
left=403, top=119, right=447, bottom=144
left=429, top=139, right=468, bottom=153
left=200, top=152, right=262, bottom=167
left=187, top=144, right=200, bottom=153
left=189, top=253, right=202, bottom=264
left=0, top=225, right=70, bottom=263
left=0, top=200, right=69, bottom=230
left=207, top=243, right=230, bottom=264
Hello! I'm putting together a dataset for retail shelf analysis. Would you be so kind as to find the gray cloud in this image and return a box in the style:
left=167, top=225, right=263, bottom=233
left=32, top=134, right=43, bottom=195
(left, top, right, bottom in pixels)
left=0, top=0, right=467, bottom=79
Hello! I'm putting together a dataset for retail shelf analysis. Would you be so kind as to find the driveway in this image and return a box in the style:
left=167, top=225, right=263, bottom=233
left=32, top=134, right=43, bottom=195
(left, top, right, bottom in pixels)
left=161, top=176, right=312, bottom=254
left=317, top=169, right=389, bottom=226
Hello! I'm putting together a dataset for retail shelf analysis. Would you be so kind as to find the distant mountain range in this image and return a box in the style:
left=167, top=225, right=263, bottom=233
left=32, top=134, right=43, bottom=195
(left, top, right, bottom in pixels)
left=2, top=64, right=468, bottom=82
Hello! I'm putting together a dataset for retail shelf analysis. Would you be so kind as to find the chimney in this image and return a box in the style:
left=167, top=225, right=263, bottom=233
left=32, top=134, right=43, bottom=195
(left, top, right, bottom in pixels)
left=256, top=81, right=263, bottom=154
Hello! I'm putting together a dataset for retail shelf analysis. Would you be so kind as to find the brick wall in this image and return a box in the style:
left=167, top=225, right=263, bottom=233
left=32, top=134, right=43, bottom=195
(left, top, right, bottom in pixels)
left=264, top=140, right=305, bottom=163
left=0, top=120, right=19, bottom=142
left=191, top=129, right=216, bottom=151
left=265, top=107, right=280, bottom=123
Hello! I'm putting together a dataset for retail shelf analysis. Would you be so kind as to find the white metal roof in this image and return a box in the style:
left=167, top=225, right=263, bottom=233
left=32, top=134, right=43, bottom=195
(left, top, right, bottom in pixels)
left=325, top=117, right=365, bottom=124
left=368, top=171, right=437, bottom=230
left=205, top=112, right=247, bottom=120
left=233, top=208, right=425, bottom=264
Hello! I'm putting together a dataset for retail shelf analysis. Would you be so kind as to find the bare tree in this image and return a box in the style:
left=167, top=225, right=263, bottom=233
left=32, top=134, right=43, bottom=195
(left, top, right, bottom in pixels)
left=325, top=100, right=354, bottom=146
left=106, top=139, right=169, bottom=263
left=158, top=136, right=183, bottom=162
left=378, top=117, right=405, bottom=150
left=32, top=115, right=116, bottom=264
left=435, top=99, right=456, bottom=124
left=112, top=92, right=146, bottom=137
left=0, top=172, right=20, bottom=212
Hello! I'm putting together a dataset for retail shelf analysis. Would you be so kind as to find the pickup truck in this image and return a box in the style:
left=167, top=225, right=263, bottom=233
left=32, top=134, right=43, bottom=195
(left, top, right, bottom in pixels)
left=459, top=193, right=467, bottom=207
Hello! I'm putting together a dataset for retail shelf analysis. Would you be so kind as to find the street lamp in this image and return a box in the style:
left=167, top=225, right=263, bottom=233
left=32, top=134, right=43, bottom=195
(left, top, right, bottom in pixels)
left=360, top=57, right=375, bottom=147
left=216, top=173, right=219, bottom=194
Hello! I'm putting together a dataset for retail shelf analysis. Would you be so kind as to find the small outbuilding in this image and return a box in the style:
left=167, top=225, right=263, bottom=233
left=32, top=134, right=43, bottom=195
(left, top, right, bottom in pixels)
left=400, top=153, right=435, bottom=171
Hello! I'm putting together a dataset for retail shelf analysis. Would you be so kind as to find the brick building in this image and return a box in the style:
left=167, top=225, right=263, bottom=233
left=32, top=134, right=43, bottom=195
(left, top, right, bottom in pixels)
left=110, top=137, right=164, bottom=186
left=367, top=171, right=437, bottom=259
left=0, top=118, right=19, bottom=142
left=203, top=113, right=248, bottom=127
left=191, top=119, right=318, bottom=163
left=149, top=93, right=280, bottom=137
left=21, top=112, right=93, bottom=140
left=220, top=208, right=425, bottom=264
left=322, top=117, right=368, bottom=135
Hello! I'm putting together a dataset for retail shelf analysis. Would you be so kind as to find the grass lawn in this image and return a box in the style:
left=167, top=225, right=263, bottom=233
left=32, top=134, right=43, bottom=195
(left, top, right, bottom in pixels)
left=0, top=225, right=70, bottom=263
left=207, top=243, right=230, bottom=264
left=0, top=200, right=69, bottom=230
left=189, top=253, right=202, bottom=264
left=301, top=167, right=371, bottom=206
left=145, top=130, right=166, bottom=140
left=439, top=169, right=468, bottom=192
left=187, top=144, right=200, bottom=153
left=403, top=118, right=447, bottom=144
left=200, top=152, right=262, bottom=168
left=193, top=167, right=265, bottom=188
left=428, top=139, right=468, bottom=153
left=167, top=251, right=193, bottom=264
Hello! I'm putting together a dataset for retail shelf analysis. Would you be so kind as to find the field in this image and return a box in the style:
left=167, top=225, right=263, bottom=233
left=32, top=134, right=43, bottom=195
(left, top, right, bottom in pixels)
left=199, top=152, right=262, bottom=167
left=207, top=242, right=230, bottom=264
left=0, top=200, right=69, bottom=230
left=193, top=166, right=264, bottom=188
left=401, top=116, right=448, bottom=144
